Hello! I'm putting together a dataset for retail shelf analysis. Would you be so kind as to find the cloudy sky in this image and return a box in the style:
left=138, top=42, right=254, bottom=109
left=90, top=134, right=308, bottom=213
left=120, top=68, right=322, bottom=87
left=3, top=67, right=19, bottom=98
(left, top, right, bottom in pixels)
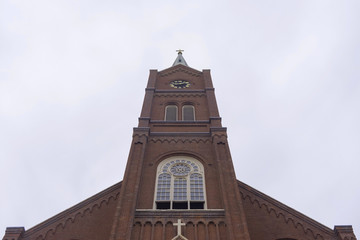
left=1, top=0, right=359, bottom=236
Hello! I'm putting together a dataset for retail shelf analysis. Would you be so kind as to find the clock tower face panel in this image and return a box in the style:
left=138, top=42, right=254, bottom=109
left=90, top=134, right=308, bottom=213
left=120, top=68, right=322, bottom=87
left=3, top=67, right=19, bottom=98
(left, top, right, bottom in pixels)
left=155, top=70, right=205, bottom=90
left=170, top=80, right=190, bottom=89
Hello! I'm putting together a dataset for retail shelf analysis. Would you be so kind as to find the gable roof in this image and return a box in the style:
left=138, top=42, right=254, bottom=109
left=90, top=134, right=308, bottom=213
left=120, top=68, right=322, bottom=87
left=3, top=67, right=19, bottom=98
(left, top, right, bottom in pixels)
left=4, top=179, right=355, bottom=240
left=237, top=180, right=337, bottom=239
left=22, top=181, right=122, bottom=240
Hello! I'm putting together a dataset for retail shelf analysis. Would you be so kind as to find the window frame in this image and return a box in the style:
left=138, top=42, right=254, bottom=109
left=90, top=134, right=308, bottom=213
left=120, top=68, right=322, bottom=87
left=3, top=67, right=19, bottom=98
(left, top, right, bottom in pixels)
left=165, top=105, right=178, bottom=121
left=153, top=156, right=207, bottom=210
left=182, top=105, right=195, bottom=121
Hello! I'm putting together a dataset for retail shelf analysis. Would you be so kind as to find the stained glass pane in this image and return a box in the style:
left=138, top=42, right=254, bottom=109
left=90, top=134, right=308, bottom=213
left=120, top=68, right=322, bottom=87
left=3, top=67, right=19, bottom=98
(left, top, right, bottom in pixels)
left=174, top=178, right=187, bottom=201
left=190, top=173, right=204, bottom=201
left=170, top=163, right=190, bottom=176
left=156, top=173, right=171, bottom=201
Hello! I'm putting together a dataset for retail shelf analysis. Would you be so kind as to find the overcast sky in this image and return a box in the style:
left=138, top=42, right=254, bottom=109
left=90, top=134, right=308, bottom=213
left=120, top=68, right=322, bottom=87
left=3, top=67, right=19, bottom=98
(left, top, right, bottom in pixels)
left=1, top=0, right=359, bottom=237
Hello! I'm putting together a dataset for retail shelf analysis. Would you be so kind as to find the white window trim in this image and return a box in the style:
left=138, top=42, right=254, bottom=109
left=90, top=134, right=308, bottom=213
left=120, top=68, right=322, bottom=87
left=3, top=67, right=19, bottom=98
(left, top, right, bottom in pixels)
left=153, top=156, right=207, bottom=210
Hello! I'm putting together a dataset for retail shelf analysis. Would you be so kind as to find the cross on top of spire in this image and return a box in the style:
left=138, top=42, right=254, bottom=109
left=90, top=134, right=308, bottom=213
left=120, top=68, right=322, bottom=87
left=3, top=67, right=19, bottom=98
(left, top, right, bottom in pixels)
left=172, top=49, right=188, bottom=67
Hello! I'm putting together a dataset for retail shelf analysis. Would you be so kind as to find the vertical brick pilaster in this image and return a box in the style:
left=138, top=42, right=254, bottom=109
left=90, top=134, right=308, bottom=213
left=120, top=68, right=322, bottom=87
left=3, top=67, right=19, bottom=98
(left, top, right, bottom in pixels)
left=212, top=128, right=250, bottom=240
left=334, top=225, right=357, bottom=240
left=109, top=128, right=149, bottom=240
left=2, top=227, right=25, bottom=240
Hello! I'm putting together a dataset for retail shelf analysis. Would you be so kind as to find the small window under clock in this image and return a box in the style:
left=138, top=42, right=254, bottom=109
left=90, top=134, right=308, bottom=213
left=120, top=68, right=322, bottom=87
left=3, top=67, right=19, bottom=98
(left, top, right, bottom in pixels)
left=165, top=105, right=177, bottom=121
left=182, top=105, right=195, bottom=121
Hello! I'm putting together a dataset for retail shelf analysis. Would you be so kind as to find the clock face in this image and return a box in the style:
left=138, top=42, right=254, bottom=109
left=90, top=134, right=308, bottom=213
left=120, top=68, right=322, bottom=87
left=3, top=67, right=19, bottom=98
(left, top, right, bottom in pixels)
left=170, top=80, right=190, bottom=89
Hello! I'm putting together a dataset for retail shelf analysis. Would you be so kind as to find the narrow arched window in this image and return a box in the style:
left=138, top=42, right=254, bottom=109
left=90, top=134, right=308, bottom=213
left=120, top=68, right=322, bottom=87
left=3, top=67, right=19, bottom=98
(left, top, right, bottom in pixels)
left=154, top=156, right=206, bottom=210
left=165, top=105, right=178, bottom=121
left=182, top=105, right=195, bottom=121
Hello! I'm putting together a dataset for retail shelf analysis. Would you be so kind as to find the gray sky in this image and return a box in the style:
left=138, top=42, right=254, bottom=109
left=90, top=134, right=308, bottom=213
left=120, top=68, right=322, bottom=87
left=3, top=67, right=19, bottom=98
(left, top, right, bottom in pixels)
left=1, top=0, right=359, bottom=236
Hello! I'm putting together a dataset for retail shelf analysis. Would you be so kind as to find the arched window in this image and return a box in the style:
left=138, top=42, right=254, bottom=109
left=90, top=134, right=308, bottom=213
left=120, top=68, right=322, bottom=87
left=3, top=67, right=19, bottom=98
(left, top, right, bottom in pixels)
left=182, top=105, right=195, bottom=121
left=154, top=156, right=206, bottom=210
left=165, top=105, right=178, bottom=121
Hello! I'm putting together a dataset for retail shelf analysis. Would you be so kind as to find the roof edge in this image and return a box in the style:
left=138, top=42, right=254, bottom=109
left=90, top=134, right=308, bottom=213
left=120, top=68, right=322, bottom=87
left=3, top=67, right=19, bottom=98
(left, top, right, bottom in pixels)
left=23, top=181, right=122, bottom=237
left=237, top=180, right=335, bottom=236
left=159, top=64, right=203, bottom=75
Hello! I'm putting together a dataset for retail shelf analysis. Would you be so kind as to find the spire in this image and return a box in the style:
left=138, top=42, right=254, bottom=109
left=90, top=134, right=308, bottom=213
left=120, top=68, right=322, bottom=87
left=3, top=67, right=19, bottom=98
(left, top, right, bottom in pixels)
left=172, top=49, right=188, bottom=66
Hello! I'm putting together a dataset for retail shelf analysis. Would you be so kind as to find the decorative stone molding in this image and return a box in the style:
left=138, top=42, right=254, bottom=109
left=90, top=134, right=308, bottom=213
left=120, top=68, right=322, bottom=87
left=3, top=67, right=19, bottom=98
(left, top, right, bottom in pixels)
left=159, top=67, right=202, bottom=77
left=155, top=93, right=206, bottom=98
left=134, top=209, right=226, bottom=226
left=150, top=137, right=211, bottom=144
left=130, top=215, right=227, bottom=240
left=211, top=134, right=228, bottom=144
left=133, top=129, right=149, bottom=144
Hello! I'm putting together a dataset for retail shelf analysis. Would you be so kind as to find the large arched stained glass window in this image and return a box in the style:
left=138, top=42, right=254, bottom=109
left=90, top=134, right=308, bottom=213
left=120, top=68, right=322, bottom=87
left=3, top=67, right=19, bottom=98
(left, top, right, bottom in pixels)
left=154, top=156, right=206, bottom=210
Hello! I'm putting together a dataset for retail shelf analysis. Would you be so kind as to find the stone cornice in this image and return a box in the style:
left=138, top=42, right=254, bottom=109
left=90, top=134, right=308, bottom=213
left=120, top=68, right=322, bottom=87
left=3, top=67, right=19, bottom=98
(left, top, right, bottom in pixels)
left=150, top=120, right=210, bottom=124
left=150, top=136, right=211, bottom=144
left=135, top=209, right=225, bottom=217
left=154, top=92, right=206, bottom=98
left=150, top=132, right=210, bottom=137
left=134, top=209, right=226, bottom=224
left=155, top=89, right=205, bottom=93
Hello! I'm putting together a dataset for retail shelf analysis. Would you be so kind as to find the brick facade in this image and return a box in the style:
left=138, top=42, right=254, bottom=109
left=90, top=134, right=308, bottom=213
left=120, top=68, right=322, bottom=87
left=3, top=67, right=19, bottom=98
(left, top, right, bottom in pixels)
left=3, top=54, right=356, bottom=240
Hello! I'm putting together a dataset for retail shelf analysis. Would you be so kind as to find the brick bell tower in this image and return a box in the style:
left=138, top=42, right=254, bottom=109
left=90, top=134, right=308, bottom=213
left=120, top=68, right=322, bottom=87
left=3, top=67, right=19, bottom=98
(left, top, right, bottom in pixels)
left=3, top=51, right=356, bottom=240
left=109, top=50, right=250, bottom=240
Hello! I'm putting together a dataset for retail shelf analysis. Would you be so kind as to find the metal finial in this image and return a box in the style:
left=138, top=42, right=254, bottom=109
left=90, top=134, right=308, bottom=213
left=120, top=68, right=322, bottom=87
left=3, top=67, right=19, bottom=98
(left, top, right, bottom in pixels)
left=176, top=49, right=184, bottom=54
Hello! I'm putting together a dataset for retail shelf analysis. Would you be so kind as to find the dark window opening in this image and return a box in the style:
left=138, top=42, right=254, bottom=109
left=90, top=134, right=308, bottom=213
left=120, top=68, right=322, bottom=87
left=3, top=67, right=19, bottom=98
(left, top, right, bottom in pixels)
left=165, top=105, right=177, bottom=121
left=156, top=202, right=170, bottom=209
left=173, top=201, right=188, bottom=209
left=190, top=201, right=204, bottom=209
left=183, top=105, right=195, bottom=121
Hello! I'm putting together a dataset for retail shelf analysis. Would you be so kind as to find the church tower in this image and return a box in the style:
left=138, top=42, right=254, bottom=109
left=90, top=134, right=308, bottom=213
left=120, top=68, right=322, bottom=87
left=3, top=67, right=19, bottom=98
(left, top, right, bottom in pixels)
left=109, top=50, right=250, bottom=240
left=3, top=52, right=356, bottom=240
